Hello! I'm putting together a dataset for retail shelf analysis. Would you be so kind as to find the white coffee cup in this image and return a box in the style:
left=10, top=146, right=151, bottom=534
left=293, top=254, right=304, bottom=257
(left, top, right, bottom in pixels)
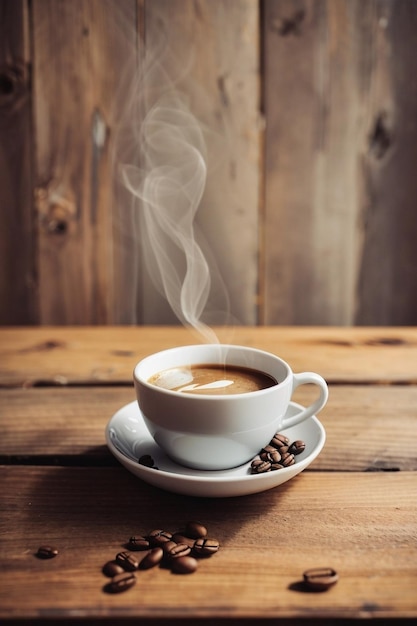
left=133, top=344, right=328, bottom=470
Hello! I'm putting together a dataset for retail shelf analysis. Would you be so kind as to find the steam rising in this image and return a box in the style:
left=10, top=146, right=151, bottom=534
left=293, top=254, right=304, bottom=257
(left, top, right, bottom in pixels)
left=114, top=18, right=231, bottom=343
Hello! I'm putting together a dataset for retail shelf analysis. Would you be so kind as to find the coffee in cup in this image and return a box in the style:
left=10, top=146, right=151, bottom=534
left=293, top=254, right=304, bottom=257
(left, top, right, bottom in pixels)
left=148, top=363, right=277, bottom=395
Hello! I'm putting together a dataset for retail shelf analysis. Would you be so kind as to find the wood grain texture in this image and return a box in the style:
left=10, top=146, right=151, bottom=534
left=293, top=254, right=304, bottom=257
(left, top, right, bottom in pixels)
left=1, top=384, right=416, bottom=471
left=138, top=0, right=260, bottom=325
left=1, top=326, right=417, bottom=386
left=32, top=0, right=137, bottom=323
left=262, top=0, right=417, bottom=325
left=0, top=466, right=415, bottom=620
left=0, top=0, right=37, bottom=324
left=356, top=0, right=417, bottom=324
left=0, top=326, right=416, bottom=623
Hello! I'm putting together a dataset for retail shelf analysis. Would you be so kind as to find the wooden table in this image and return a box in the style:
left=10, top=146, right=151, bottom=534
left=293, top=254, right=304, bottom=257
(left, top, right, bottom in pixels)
left=1, top=326, right=416, bottom=625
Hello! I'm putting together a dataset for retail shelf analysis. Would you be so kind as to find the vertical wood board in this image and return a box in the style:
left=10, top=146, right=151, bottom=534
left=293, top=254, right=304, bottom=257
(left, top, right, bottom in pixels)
left=356, top=0, right=417, bottom=324
left=0, top=0, right=36, bottom=324
left=138, top=0, right=260, bottom=328
left=262, top=0, right=417, bottom=325
left=262, top=0, right=369, bottom=324
left=32, top=0, right=138, bottom=324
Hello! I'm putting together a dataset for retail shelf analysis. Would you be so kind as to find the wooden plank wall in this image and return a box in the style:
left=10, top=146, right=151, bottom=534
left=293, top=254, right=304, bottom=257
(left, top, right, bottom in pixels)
left=0, top=0, right=416, bottom=327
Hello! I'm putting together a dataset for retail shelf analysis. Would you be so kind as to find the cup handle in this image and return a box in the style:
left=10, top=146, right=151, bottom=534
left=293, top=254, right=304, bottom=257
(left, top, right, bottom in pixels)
left=281, top=372, right=328, bottom=429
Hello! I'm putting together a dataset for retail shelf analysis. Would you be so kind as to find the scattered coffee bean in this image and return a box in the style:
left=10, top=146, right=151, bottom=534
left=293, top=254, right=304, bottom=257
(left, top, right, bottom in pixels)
left=101, top=520, right=219, bottom=593
left=36, top=545, right=58, bottom=559
left=138, top=454, right=154, bottom=467
left=115, top=551, right=139, bottom=571
left=172, top=533, right=196, bottom=548
left=105, top=571, right=136, bottom=593
left=171, top=555, right=198, bottom=574
left=147, top=529, right=173, bottom=546
left=303, top=567, right=339, bottom=591
left=193, top=538, right=220, bottom=557
left=270, top=462, right=285, bottom=471
left=162, top=540, right=178, bottom=554
left=184, top=521, right=207, bottom=539
left=139, top=547, right=164, bottom=570
left=289, top=440, right=306, bottom=455
left=166, top=543, right=192, bottom=559
left=128, top=535, right=150, bottom=551
left=102, top=560, right=125, bottom=577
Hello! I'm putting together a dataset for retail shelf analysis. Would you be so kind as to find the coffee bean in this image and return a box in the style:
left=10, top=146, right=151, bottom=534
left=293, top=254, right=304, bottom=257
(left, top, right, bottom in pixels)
left=36, top=545, right=58, bottom=559
left=167, top=543, right=192, bottom=559
left=128, top=535, right=150, bottom=551
left=147, top=529, right=173, bottom=545
left=261, top=444, right=278, bottom=455
left=270, top=433, right=290, bottom=448
left=115, top=551, right=139, bottom=571
left=276, top=445, right=289, bottom=456
left=251, top=459, right=271, bottom=474
left=280, top=452, right=295, bottom=467
left=289, top=440, right=306, bottom=455
left=162, top=540, right=178, bottom=554
left=102, top=560, right=125, bottom=577
left=270, top=462, right=285, bottom=471
left=303, top=567, right=339, bottom=591
left=139, top=547, right=164, bottom=570
left=260, top=449, right=281, bottom=463
left=172, top=533, right=196, bottom=548
left=193, top=538, right=220, bottom=557
left=138, top=454, right=154, bottom=467
left=105, top=571, right=136, bottom=593
left=171, top=555, right=198, bottom=574
left=185, top=521, right=207, bottom=539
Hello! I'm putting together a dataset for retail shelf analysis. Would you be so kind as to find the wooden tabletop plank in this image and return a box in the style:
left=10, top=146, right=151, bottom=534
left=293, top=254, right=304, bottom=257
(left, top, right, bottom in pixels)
left=0, top=466, right=416, bottom=621
left=1, top=326, right=417, bottom=386
left=1, top=385, right=416, bottom=471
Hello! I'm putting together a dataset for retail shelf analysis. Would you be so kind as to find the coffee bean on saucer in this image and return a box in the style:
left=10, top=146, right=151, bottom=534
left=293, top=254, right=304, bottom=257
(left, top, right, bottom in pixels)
left=36, top=545, right=59, bottom=559
left=185, top=521, right=208, bottom=539
left=260, top=449, right=282, bottom=463
left=193, top=538, right=220, bottom=557
left=139, top=547, right=164, bottom=570
left=138, top=454, right=154, bottom=467
left=289, top=440, right=306, bottom=455
left=303, top=567, right=339, bottom=591
left=270, top=433, right=290, bottom=448
left=280, top=452, right=295, bottom=467
left=270, top=462, right=285, bottom=471
left=102, top=560, right=125, bottom=577
left=261, top=444, right=278, bottom=455
left=276, top=445, right=289, bottom=456
left=171, top=555, right=198, bottom=574
left=105, top=571, right=136, bottom=593
left=115, top=551, right=139, bottom=571
left=128, top=535, right=150, bottom=551
left=251, top=459, right=271, bottom=474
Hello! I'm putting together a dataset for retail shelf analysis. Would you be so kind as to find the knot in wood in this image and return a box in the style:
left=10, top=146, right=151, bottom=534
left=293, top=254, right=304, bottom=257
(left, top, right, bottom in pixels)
left=0, top=64, right=27, bottom=110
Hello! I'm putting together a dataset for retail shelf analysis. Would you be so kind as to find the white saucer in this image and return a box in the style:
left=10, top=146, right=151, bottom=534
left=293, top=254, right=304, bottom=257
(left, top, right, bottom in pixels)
left=105, top=401, right=326, bottom=498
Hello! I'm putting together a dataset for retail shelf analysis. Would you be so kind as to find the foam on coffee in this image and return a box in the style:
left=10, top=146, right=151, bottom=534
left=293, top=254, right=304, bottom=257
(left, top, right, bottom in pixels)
left=148, top=364, right=278, bottom=395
